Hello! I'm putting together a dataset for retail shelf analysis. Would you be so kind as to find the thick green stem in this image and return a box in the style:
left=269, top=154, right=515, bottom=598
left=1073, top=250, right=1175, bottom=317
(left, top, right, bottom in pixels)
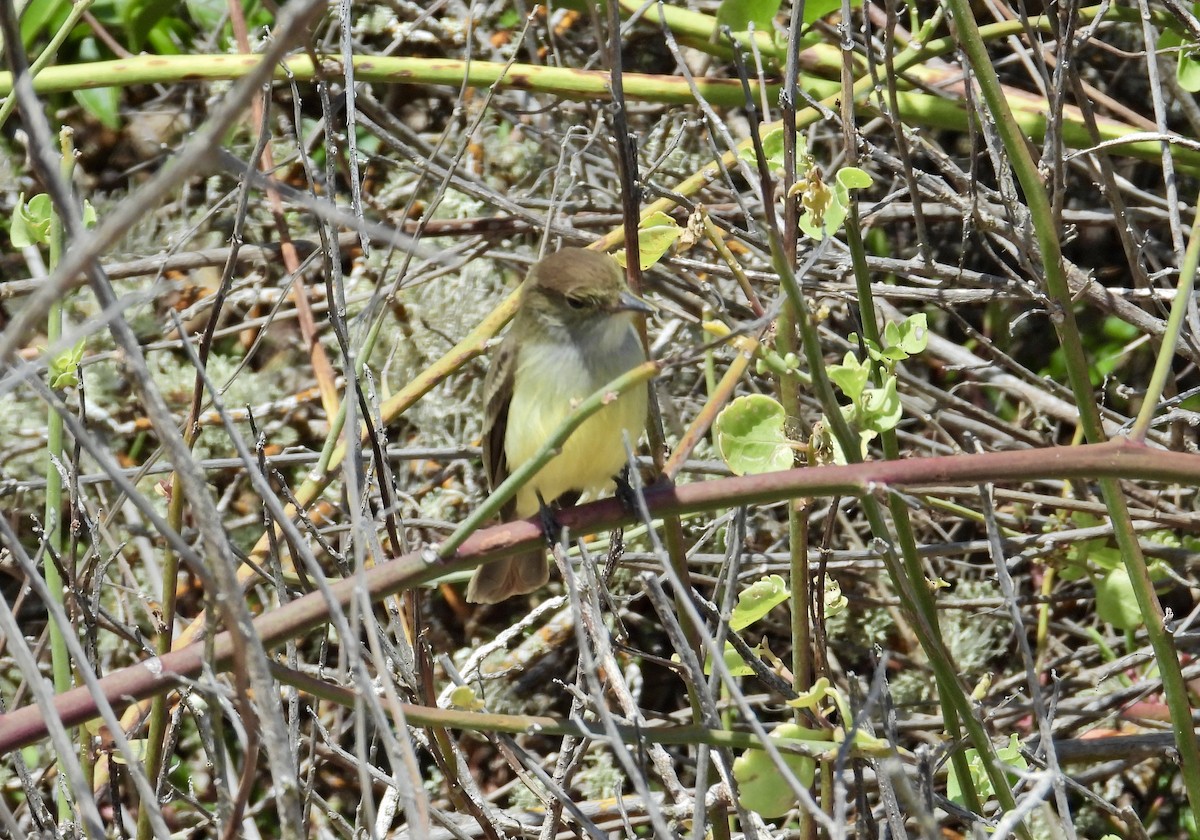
left=43, top=127, right=79, bottom=824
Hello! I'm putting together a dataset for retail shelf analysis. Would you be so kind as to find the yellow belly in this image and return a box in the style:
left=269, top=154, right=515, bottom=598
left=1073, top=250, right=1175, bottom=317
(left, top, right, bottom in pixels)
left=504, top=336, right=647, bottom=517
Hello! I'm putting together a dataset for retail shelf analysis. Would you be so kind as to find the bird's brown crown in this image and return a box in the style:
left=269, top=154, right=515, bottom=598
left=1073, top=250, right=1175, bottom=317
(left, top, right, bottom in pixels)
left=524, top=248, right=626, bottom=311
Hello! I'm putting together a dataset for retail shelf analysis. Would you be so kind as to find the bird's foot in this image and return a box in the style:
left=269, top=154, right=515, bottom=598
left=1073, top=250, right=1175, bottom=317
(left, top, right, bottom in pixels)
left=614, top=466, right=642, bottom=515
left=535, top=492, right=563, bottom=549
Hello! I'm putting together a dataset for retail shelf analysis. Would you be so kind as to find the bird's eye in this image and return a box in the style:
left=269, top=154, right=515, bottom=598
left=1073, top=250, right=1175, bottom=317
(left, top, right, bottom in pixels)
left=565, top=296, right=588, bottom=309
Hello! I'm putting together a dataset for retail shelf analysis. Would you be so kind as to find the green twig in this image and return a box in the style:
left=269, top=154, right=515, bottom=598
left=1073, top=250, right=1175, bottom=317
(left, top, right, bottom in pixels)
left=43, top=125, right=77, bottom=826
left=1130, top=186, right=1200, bottom=441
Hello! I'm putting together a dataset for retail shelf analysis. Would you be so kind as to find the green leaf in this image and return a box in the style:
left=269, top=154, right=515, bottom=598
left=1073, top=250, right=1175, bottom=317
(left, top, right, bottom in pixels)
left=12, top=195, right=93, bottom=248
left=109, top=737, right=150, bottom=765
left=882, top=321, right=900, bottom=347
left=144, top=17, right=186, bottom=56
left=496, top=8, right=522, bottom=28
left=870, top=345, right=908, bottom=364
left=1058, top=513, right=1120, bottom=579
left=734, top=723, right=822, bottom=818
left=892, top=313, right=928, bottom=355
left=835, top=166, right=873, bottom=191
left=730, top=574, right=789, bottom=630
left=996, top=732, right=1026, bottom=765
left=786, top=676, right=832, bottom=712
left=610, top=211, right=681, bottom=271
left=801, top=0, right=845, bottom=23
left=714, top=394, right=794, bottom=476
left=49, top=340, right=85, bottom=390
left=1179, top=47, right=1200, bottom=92
left=1161, top=29, right=1200, bottom=92
left=183, top=0, right=271, bottom=45
left=185, top=0, right=227, bottom=32
left=716, top=0, right=783, bottom=33
left=122, top=0, right=177, bottom=51
left=825, top=166, right=873, bottom=234
left=824, top=578, right=847, bottom=616
left=796, top=174, right=834, bottom=238
left=447, top=685, right=486, bottom=711
left=740, top=125, right=788, bottom=172
left=183, top=0, right=224, bottom=30
left=822, top=408, right=876, bottom=466
left=74, top=86, right=122, bottom=129
left=73, top=38, right=121, bottom=129
left=1073, top=541, right=1122, bottom=573
left=948, top=734, right=1027, bottom=807
left=11, top=193, right=55, bottom=248
left=860, top=377, right=902, bottom=433
left=826, top=351, right=870, bottom=402
left=704, top=641, right=758, bottom=677
left=20, top=0, right=70, bottom=48
left=798, top=165, right=873, bottom=239
left=1095, top=567, right=1143, bottom=630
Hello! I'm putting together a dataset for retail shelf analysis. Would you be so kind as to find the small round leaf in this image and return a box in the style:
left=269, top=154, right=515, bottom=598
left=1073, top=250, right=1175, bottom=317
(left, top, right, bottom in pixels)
left=1095, top=567, right=1143, bottom=630
left=731, top=574, right=789, bottom=631
left=714, top=394, right=794, bottom=476
left=734, top=723, right=820, bottom=818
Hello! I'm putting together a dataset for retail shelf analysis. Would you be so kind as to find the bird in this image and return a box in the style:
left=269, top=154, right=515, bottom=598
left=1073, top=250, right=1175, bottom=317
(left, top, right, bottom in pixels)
left=466, top=248, right=651, bottom=604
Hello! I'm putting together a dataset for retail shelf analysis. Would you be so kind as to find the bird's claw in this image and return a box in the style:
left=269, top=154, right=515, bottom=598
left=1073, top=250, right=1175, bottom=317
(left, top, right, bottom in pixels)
left=614, top=466, right=641, bottom=514
left=536, top=493, right=562, bottom=549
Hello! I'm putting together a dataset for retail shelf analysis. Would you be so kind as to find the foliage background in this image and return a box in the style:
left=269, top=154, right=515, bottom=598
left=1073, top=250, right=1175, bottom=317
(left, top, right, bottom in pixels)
left=0, top=0, right=1199, bottom=837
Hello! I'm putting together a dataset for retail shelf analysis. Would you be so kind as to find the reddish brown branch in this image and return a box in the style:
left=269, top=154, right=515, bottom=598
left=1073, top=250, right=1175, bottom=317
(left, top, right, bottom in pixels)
left=0, top=436, right=1192, bottom=752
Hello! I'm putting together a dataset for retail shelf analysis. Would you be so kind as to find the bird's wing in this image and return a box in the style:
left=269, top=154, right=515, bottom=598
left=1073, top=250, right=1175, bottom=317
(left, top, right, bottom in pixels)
left=481, top=333, right=517, bottom=510
left=468, top=333, right=550, bottom=604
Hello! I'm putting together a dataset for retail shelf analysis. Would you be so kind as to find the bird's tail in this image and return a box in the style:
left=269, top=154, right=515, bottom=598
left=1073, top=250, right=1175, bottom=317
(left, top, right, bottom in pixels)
left=465, top=551, right=549, bottom=604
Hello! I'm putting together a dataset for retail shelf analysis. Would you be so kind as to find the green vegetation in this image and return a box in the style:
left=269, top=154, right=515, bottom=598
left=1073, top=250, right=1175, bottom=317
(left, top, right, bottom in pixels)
left=1, top=0, right=1198, bottom=837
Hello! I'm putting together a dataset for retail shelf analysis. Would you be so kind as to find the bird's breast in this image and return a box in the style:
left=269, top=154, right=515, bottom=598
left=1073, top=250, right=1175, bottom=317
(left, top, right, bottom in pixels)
left=504, top=327, right=647, bottom=516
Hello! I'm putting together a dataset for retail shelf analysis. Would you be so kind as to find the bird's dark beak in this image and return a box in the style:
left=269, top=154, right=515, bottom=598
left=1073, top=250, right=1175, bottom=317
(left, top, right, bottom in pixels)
left=615, top=289, right=654, bottom=315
